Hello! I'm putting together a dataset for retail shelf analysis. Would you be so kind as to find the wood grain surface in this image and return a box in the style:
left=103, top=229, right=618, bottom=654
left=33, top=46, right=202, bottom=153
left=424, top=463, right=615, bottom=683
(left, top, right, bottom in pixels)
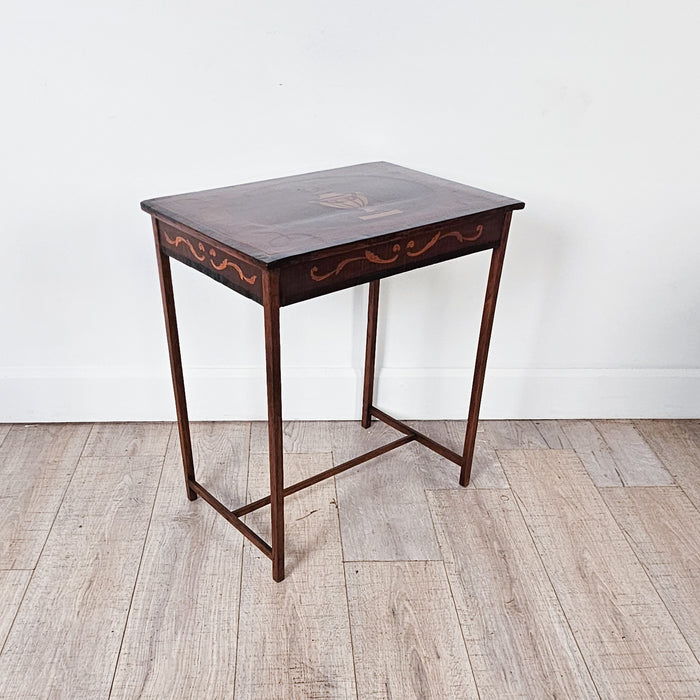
left=602, top=486, right=700, bottom=656
left=410, top=420, right=508, bottom=488
left=635, top=420, right=700, bottom=509
left=110, top=423, right=250, bottom=699
left=234, top=452, right=356, bottom=699
left=428, top=489, right=598, bottom=699
left=501, top=449, right=700, bottom=698
left=591, top=420, right=673, bottom=486
left=1, top=420, right=699, bottom=700
left=0, top=571, right=30, bottom=650
left=0, top=423, right=91, bottom=569
left=250, top=420, right=332, bottom=454
left=0, top=432, right=168, bottom=700
left=346, top=561, right=478, bottom=700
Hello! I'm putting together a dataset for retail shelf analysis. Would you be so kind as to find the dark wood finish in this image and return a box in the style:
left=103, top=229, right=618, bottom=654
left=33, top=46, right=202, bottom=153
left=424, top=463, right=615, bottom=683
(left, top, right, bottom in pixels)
left=146, top=162, right=524, bottom=581
left=460, top=212, right=513, bottom=486
left=277, top=210, right=503, bottom=305
left=262, top=270, right=285, bottom=582
left=142, top=162, right=524, bottom=265
left=152, top=220, right=197, bottom=501
left=158, top=220, right=263, bottom=303
left=362, top=280, right=380, bottom=428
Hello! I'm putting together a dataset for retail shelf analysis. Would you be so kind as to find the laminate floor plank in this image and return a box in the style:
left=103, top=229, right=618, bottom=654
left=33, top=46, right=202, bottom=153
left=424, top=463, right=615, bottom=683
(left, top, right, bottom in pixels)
left=334, top=447, right=441, bottom=561
left=110, top=422, right=250, bottom=700
left=592, top=420, right=674, bottom=486
left=0, top=425, right=10, bottom=447
left=250, top=420, right=332, bottom=454
left=330, top=420, right=403, bottom=466
left=635, top=420, right=700, bottom=510
left=482, top=420, right=549, bottom=449
left=234, top=452, right=356, bottom=700
left=0, top=423, right=170, bottom=700
left=0, top=423, right=92, bottom=569
left=410, top=420, right=508, bottom=489
left=501, top=449, right=700, bottom=698
left=557, top=420, right=623, bottom=487
left=428, top=489, right=598, bottom=699
left=346, top=561, right=478, bottom=700
left=602, top=486, right=700, bottom=656
left=330, top=421, right=440, bottom=561
left=0, top=571, right=31, bottom=650
left=82, top=422, right=171, bottom=458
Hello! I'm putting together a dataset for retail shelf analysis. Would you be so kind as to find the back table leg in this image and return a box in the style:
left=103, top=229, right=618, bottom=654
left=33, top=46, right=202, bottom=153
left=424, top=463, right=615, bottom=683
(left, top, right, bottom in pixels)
left=152, top=219, right=197, bottom=501
left=263, top=270, right=285, bottom=582
left=460, top=212, right=512, bottom=486
left=361, top=279, right=380, bottom=428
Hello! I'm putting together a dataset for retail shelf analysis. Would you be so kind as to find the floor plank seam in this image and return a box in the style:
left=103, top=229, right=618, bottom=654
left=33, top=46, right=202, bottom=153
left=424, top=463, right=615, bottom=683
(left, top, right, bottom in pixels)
left=598, top=483, right=700, bottom=672
left=106, top=423, right=173, bottom=700
left=503, top=459, right=604, bottom=700
left=424, top=489, right=482, bottom=700
left=634, top=420, right=700, bottom=519
left=231, top=421, right=253, bottom=700
left=335, top=475, right=360, bottom=700
left=0, top=423, right=94, bottom=659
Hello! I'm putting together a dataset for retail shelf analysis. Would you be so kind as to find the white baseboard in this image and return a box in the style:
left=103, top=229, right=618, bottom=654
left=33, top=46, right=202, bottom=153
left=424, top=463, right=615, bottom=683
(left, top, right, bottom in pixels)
left=1, top=366, right=699, bottom=422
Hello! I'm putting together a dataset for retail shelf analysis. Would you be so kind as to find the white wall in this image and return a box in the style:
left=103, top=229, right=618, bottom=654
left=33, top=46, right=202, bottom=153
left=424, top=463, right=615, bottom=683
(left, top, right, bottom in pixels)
left=1, top=0, right=699, bottom=422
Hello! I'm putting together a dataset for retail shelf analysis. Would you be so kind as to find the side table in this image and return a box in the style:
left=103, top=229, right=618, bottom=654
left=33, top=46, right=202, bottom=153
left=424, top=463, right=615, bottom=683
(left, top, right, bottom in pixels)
left=142, top=161, right=524, bottom=581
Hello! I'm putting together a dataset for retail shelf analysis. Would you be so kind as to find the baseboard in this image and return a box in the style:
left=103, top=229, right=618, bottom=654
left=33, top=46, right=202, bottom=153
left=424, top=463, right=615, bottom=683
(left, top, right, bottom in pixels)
left=1, top=366, right=698, bottom=422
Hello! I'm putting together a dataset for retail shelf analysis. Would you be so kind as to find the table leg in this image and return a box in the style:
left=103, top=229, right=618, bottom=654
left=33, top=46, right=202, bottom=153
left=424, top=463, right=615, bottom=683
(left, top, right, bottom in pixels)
left=361, top=279, right=380, bottom=428
left=263, top=270, right=285, bottom=581
left=152, top=219, right=197, bottom=501
left=460, top=212, right=512, bottom=487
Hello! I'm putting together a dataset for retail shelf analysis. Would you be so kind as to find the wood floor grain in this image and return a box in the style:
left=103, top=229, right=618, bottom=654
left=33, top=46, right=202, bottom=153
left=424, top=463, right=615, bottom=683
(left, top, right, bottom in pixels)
left=235, top=452, right=356, bottom=700
left=591, top=420, right=673, bottom=486
left=408, top=421, right=508, bottom=488
left=635, top=420, right=700, bottom=509
left=0, top=424, right=170, bottom=700
left=346, top=561, right=478, bottom=700
left=332, top=421, right=441, bottom=561
left=0, top=423, right=91, bottom=569
left=428, top=489, right=598, bottom=699
left=536, top=419, right=623, bottom=486
left=1, top=420, right=699, bottom=700
left=501, top=449, right=700, bottom=698
left=0, top=572, right=30, bottom=650
left=602, top=486, right=700, bottom=657
left=110, top=423, right=250, bottom=700
left=250, top=420, right=332, bottom=454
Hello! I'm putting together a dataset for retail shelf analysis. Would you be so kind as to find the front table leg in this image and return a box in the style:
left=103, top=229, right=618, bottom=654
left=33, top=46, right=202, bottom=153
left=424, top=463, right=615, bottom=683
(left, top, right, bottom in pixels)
left=153, top=220, right=197, bottom=501
left=263, top=270, right=285, bottom=581
left=460, top=212, right=512, bottom=486
left=361, top=279, right=380, bottom=428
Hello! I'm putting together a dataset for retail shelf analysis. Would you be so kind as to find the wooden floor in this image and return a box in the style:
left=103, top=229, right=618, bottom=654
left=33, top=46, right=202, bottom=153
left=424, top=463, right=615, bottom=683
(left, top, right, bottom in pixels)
left=0, top=420, right=699, bottom=699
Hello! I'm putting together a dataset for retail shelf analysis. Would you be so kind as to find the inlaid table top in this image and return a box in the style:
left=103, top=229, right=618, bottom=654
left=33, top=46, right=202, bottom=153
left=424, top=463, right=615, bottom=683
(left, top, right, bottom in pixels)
left=142, top=161, right=524, bottom=306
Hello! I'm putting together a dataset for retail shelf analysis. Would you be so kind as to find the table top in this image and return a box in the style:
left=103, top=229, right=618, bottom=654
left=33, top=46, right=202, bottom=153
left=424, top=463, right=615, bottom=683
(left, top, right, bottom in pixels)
left=142, top=161, right=524, bottom=265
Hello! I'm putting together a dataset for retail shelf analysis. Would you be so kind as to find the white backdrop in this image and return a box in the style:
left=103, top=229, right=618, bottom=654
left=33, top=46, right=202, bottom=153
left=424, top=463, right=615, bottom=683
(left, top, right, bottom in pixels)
left=1, top=0, right=698, bottom=421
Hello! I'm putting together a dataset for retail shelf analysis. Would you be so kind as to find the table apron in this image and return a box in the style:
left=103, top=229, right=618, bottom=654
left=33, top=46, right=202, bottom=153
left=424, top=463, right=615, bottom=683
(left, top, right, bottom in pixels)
left=156, top=219, right=264, bottom=303
left=278, top=210, right=505, bottom=305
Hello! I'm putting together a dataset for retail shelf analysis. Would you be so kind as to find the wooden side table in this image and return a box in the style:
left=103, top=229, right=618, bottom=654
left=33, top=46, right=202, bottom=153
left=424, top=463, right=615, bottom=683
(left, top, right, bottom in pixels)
left=142, top=161, right=524, bottom=581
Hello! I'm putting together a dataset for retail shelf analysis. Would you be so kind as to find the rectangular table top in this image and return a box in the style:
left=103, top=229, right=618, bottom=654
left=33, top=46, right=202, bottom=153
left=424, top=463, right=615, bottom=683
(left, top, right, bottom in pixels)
left=142, top=161, right=523, bottom=265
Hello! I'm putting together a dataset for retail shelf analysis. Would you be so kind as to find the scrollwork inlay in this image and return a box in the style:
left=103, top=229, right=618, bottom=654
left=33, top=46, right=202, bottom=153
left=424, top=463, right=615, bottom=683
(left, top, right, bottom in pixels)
left=162, top=232, right=257, bottom=285
left=308, top=224, right=485, bottom=282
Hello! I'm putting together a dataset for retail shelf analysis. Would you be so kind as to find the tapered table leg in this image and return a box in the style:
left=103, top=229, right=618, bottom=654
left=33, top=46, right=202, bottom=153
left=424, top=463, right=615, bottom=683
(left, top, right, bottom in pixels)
left=361, top=280, right=380, bottom=428
left=460, top=212, right=513, bottom=486
left=152, top=220, right=197, bottom=501
left=263, top=270, right=285, bottom=581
